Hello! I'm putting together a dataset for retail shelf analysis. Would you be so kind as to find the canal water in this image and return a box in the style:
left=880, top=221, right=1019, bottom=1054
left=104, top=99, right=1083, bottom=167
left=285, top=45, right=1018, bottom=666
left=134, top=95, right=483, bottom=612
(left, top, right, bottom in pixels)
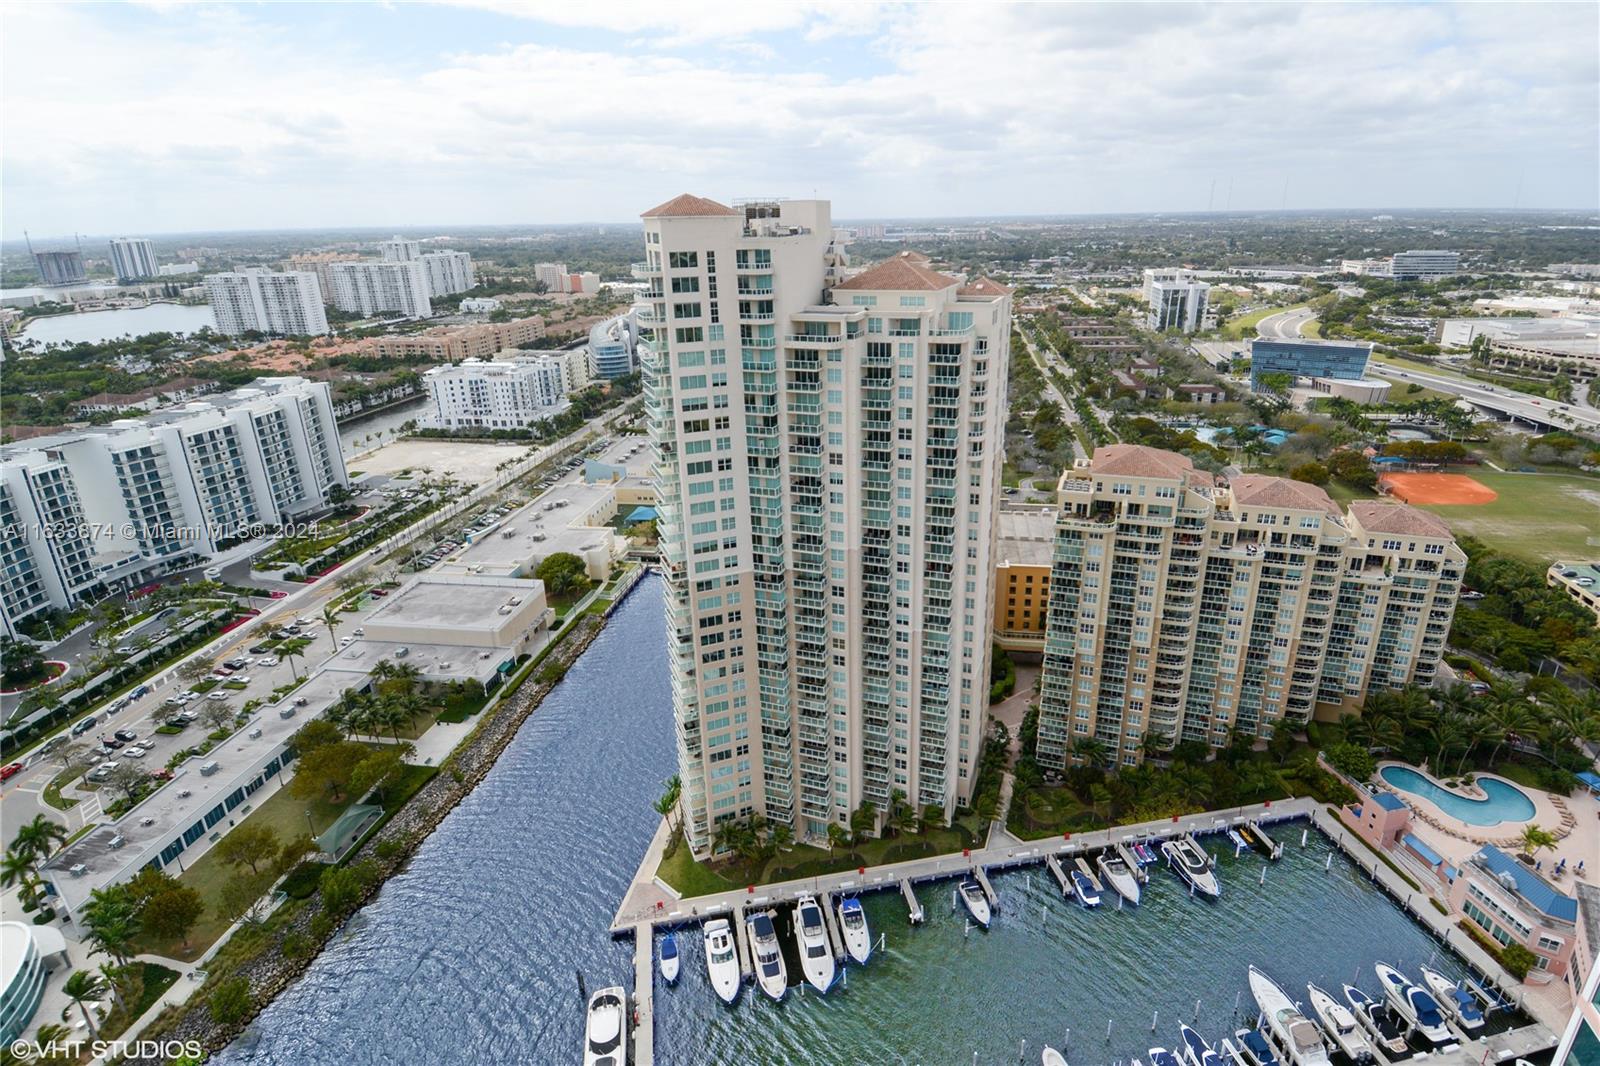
left=219, top=576, right=1496, bottom=1066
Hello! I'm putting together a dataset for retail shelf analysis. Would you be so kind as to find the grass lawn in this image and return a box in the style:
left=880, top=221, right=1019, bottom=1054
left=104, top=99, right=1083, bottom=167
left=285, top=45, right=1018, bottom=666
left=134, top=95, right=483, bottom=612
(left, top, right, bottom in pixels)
left=43, top=766, right=82, bottom=810
left=1301, top=319, right=1322, bottom=338
left=1409, top=471, right=1600, bottom=563
left=1324, top=480, right=1379, bottom=506
left=656, top=837, right=741, bottom=896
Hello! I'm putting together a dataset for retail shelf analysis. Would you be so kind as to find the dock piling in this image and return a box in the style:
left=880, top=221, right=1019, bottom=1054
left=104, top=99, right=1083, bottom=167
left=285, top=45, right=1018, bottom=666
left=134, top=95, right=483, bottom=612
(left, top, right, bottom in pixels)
left=1152, top=1009, right=1159, bottom=1032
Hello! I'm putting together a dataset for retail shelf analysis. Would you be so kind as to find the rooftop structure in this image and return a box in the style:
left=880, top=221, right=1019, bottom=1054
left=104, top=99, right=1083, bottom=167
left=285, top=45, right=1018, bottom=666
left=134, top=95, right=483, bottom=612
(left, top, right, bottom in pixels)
left=994, top=508, right=1056, bottom=654
left=360, top=573, right=551, bottom=654
left=1449, top=845, right=1579, bottom=978
left=1547, top=561, right=1600, bottom=622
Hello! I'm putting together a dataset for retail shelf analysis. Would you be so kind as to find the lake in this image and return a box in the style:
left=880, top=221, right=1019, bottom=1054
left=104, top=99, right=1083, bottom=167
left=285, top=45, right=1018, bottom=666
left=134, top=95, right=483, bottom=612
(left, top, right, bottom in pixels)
left=16, top=303, right=216, bottom=346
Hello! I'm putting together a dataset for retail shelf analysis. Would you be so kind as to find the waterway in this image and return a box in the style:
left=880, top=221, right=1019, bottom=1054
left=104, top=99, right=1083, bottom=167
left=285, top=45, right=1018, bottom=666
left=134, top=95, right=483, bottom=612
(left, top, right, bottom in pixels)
left=338, top=398, right=428, bottom=456
left=15, top=302, right=216, bottom=345
left=218, top=576, right=1500, bottom=1065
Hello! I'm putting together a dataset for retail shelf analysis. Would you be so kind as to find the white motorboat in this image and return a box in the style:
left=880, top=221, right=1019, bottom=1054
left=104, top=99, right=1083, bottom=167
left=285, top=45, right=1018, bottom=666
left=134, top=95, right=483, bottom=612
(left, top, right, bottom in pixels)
left=793, top=895, right=837, bottom=993
left=1179, top=1023, right=1224, bottom=1066
left=1306, top=983, right=1374, bottom=1062
left=1232, top=1028, right=1280, bottom=1066
left=1341, top=985, right=1410, bottom=1060
left=702, top=919, right=741, bottom=1005
left=1071, top=868, right=1102, bottom=908
left=1374, top=963, right=1454, bottom=1048
left=959, top=878, right=992, bottom=928
left=1419, top=966, right=1486, bottom=1032
left=747, top=911, right=788, bottom=1002
left=1098, top=851, right=1141, bottom=905
left=836, top=896, right=872, bottom=965
left=1162, top=837, right=1221, bottom=899
left=1249, top=965, right=1331, bottom=1066
left=658, top=930, right=679, bottom=985
left=1042, top=1049, right=1069, bottom=1066
left=582, top=986, right=627, bottom=1066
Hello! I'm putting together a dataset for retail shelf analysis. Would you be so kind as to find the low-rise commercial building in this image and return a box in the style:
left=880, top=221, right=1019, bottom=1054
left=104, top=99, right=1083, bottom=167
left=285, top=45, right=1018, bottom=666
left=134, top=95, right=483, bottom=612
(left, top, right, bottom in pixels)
left=206, top=269, right=330, bottom=337
left=1548, top=561, right=1600, bottom=621
left=1310, top=377, right=1392, bottom=403
left=359, top=573, right=551, bottom=655
left=993, top=508, right=1055, bottom=655
left=365, top=316, right=545, bottom=362
left=1249, top=338, right=1372, bottom=392
left=1450, top=845, right=1578, bottom=978
left=1171, top=383, right=1227, bottom=404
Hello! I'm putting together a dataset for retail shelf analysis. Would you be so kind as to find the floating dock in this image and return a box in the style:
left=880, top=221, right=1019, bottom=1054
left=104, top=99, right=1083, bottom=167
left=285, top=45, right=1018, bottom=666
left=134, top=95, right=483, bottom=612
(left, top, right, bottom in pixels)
left=899, top=878, right=924, bottom=924
left=731, top=903, right=753, bottom=982
left=1244, top=820, right=1284, bottom=860
left=1073, top=856, right=1104, bottom=893
left=820, top=891, right=846, bottom=962
left=972, top=866, right=999, bottom=908
left=1045, top=854, right=1072, bottom=896
left=631, top=922, right=655, bottom=1066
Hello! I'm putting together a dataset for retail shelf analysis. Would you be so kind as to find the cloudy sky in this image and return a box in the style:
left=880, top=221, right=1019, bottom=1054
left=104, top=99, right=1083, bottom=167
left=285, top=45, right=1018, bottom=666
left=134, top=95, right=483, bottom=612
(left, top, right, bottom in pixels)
left=4, top=1, right=1597, bottom=238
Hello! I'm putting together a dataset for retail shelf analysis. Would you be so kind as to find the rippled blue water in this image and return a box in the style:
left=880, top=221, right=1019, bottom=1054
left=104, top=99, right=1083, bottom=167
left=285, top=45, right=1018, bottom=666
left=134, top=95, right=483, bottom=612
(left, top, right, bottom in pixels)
left=221, top=576, right=1497, bottom=1066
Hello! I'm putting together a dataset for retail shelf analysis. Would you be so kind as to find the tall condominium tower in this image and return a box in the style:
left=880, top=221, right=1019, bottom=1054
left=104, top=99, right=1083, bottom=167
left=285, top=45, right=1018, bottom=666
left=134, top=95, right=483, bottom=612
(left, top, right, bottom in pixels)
left=640, top=194, right=1012, bottom=854
left=108, top=238, right=159, bottom=281
left=329, top=261, right=432, bottom=318
left=205, top=269, right=330, bottom=336
left=379, top=235, right=422, bottom=261
left=1035, top=445, right=1464, bottom=769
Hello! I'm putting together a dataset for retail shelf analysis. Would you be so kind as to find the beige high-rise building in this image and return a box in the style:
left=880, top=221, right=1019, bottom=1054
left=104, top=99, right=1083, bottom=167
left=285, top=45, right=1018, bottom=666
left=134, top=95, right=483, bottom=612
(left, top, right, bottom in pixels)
left=1036, top=445, right=1464, bottom=769
left=640, top=194, right=1012, bottom=854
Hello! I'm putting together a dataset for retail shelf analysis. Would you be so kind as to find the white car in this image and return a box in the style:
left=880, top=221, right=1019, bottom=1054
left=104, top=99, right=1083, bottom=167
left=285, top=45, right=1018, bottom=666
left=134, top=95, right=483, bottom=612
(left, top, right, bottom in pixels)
left=340, top=637, right=354, bottom=647
left=232, top=675, right=253, bottom=684
left=259, top=656, right=280, bottom=666
left=121, top=746, right=148, bottom=759
left=206, top=692, right=229, bottom=702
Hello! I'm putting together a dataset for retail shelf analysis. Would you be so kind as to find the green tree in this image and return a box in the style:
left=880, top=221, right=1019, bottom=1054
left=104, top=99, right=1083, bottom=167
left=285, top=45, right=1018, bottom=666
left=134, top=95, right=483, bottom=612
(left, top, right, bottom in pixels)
left=350, top=743, right=413, bottom=802
left=1499, top=942, right=1538, bottom=980
left=1288, top=461, right=1330, bottom=486
left=140, top=882, right=204, bottom=948
left=653, top=774, right=682, bottom=854
left=826, top=823, right=850, bottom=856
left=848, top=801, right=878, bottom=845
left=293, top=717, right=346, bottom=752
left=1326, top=742, right=1377, bottom=781
left=534, top=551, right=591, bottom=598
left=80, top=886, right=140, bottom=964
left=10, top=813, right=69, bottom=865
left=214, top=823, right=282, bottom=876
left=1518, top=824, right=1557, bottom=861
left=289, top=740, right=369, bottom=803
left=61, top=970, right=107, bottom=1035
left=208, top=975, right=253, bottom=1026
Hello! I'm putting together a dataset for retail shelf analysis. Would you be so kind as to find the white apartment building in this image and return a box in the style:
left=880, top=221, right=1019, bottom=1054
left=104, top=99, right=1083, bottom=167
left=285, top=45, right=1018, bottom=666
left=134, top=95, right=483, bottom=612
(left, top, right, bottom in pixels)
left=108, top=238, right=159, bottom=282
left=379, top=235, right=421, bottom=262
left=329, top=261, right=432, bottom=318
left=640, top=194, right=1012, bottom=855
left=1141, top=267, right=1197, bottom=303
left=418, top=251, right=476, bottom=297
left=0, top=378, right=347, bottom=637
left=420, top=357, right=571, bottom=430
left=1390, top=250, right=1461, bottom=281
left=549, top=347, right=594, bottom=393
left=205, top=269, right=330, bottom=337
left=535, top=262, right=568, bottom=292
left=1147, top=277, right=1210, bottom=332
left=1035, top=445, right=1463, bottom=769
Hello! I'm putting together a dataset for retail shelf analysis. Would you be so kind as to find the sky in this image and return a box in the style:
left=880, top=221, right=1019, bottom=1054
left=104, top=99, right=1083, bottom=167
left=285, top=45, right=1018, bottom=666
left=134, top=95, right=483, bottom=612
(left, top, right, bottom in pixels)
left=4, top=1, right=1598, bottom=238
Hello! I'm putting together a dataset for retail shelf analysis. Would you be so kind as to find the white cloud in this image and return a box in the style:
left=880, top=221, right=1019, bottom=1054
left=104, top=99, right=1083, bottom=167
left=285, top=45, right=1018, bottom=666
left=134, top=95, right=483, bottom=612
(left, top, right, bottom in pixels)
left=2, top=1, right=1595, bottom=236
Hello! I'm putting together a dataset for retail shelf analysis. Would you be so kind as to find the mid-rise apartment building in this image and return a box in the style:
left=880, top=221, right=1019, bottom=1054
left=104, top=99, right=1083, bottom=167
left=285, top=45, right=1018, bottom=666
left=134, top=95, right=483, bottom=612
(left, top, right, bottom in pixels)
left=418, top=251, right=476, bottom=298
left=329, top=261, right=432, bottom=318
left=379, top=235, right=421, bottom=262
left=205, top=269, right=330, bottom=337
left=993, top=508, right=1055, bottom=655
left=1035, top=445, right=1463, bottom=769
left=535, top=262, right=567, bottom=292
left=640, top=194, right=1011, bottom=855
left=364, top=316, right=546, bottom=362
left=108, top=238, right=158, bottom=282
left=420, top=357, right=571, bottom=431
left=0, top=378, right=347, bottom=637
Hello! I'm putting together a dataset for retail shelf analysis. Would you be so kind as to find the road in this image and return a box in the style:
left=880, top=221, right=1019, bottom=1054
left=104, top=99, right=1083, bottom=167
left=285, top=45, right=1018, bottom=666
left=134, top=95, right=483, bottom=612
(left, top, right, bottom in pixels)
left=1019, top=329, right=1089, bottom=462
left=1369, top=358, right=1600, bottom=432
left=1255, top=306, right=1318, bottom=340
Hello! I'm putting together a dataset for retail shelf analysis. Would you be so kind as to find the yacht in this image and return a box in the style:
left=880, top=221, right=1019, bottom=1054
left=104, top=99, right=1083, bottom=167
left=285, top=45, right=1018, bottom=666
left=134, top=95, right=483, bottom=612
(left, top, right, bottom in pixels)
left=959, top=878, right=992, bottom=928
left=1231, top=1028, right=1280, bottom=1066
left=1042, top=1049, right=1069, bottom=1066
left=1306, top=983, right=1373, bottom=1062
left=702, top=919, right=741, bottom=1005
left=747, top=911, right=788, bottom=1002
left=1375, top=964, right=1455, bottom=1048
left=582, top=986, right=627, bottom=1066
left=1341, top=985, right=1411, bottom=1060
left=1071, top=868, right=1102, bottom=908
left=1162, top=837, right=1221, bottom=899
left=658, top=930, right=680, bottom=986
left=1098, top=851, right=1142, bottom=905
left=1179, top=1024, right=1224, bottom=1066
left=794, top=895, right=837, bottom=993
left=836, top=896, right=872, bottom=965
left=1248, top=965, right=1332, bottom=1066
left=1419, top=966, right=1486, bottom=1032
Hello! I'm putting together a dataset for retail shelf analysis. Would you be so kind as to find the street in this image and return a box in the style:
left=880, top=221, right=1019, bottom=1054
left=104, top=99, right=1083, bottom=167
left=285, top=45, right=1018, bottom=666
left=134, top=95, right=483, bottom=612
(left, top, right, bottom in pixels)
left=1370, top=358, right=1600, bottom=432
left=1254, top=306, right=1317, bottom=340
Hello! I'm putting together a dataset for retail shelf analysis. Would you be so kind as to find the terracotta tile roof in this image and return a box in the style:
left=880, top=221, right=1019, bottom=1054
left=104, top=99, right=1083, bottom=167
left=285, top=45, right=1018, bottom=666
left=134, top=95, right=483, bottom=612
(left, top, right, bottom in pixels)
left=835, top=251, right=958, bottom=292
left=1089, top=443, right=1195, bottom=480
left=1228, top=474, right=1340, bottom=515
left=1348, top=500, right=1454, bottom=538
left=640, top=193, right=739, bottom=218
left=957, top=277, right=1012, bottom=299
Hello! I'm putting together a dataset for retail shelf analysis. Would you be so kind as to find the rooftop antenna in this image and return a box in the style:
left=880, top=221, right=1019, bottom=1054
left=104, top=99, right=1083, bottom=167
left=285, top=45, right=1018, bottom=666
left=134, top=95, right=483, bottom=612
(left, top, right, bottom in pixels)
left=24, top=230, right=35, bottom=255
left=75, top=232, right=83, bottom=254
left=1207, top=178, right=1216, bottom=213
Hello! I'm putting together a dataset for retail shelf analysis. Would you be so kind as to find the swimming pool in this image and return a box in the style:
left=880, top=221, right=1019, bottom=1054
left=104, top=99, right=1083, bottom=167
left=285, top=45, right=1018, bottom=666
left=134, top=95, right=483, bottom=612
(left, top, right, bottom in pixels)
left=1378, top=766, right=1536, bottom=826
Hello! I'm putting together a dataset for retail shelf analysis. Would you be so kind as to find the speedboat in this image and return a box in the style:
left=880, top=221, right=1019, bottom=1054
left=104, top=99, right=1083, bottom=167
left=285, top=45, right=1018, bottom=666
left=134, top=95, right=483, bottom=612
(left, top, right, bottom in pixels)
left=1249, top=965, right=1331, bottom=1066
left=837, top=896, right=872, bottom=964
left=794, top=894, right=837, bottom=993
left=1098, top=851, right=1142, bottom=905
left=1162, top=837, right=1221, bottom=899
left=1071, top=868, right=1102, bottom=908
left=1150, top=1048, right=1184, bottom=1066
left=658, top=930, right=680, bottom=985
left=1375, top=963, right=1454, bottom=1048
left=747, top=911, right=788, bottom=1002
left=1179, top=1024, right=1224, bottom=1066
left=959, top=878, right=992, bottom=928
left=1341, top=985, right=1410, bottom=1060
left=702, top=918, right=741, bottom=1005
left=1232, top=1028, right=1280, bottom=1066
left=1419, top=966, right=1485, bottom=1032
left=1306, top=983, right=1373, bottom=1062
left=1042, top=1049, right=1069, bottom=1066
left=582, top=986, right=627, bottom=1066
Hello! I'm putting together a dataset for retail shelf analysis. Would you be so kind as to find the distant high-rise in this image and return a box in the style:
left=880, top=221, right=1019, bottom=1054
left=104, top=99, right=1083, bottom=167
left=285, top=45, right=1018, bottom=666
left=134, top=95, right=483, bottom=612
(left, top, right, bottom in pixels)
left=640, top=193, right=1011, bottom=855
left=33, top=250, right=86, bottom=286
left=286, top=253, right=360, bottom=302
left=329, top=261, right=432, bottom=318
left=379, top=235, right=422, bottom=262
left=205, top=269, right=330, bottom=336
left=1388, top=250, right=1460, bottom=281
left=1147, top=277, right=1210, bottom=333
left=108, top=238, right=159, bottom=282
left=534, top=262, right=567, bottom=292
left=418, top=250, right=476, bottom=297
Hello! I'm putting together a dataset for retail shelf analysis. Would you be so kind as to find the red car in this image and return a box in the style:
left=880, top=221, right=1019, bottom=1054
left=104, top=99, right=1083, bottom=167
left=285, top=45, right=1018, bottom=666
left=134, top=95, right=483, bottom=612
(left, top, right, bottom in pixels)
left=0, top=763, right=24, bottom=782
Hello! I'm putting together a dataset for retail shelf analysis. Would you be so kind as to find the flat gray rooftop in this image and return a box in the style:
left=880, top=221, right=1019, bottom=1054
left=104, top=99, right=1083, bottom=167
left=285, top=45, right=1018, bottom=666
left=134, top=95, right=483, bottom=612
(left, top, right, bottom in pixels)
left=996, top=508, right=1056, bottom=567
left=363, top=579, right=533, bottom=630
left=323, top=639, right=509, bottom=684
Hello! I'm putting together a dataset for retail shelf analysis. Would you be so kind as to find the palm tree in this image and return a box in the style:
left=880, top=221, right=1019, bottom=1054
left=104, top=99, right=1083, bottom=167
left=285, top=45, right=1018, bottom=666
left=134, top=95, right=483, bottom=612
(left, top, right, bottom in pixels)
left=826, top=823, right=850, bottom=857
left=1518, top=824, right=1558, bottom=863
left=321, top=605, right=342, bottom=645
left=10, top=814, right=69, bottom=865
left=61, top=970, right=107, bottom=1035
left=653, top=775, right=681, bottom=853
left=848, top=801, right=878, bottom=845
left=1428, top=718, right=1468, bottom=775
left=280, top=636, right=313, bottom=681
left=1072, top=736, right=1110, bottom=769
left=1480, top=690, right=1537, bottom=768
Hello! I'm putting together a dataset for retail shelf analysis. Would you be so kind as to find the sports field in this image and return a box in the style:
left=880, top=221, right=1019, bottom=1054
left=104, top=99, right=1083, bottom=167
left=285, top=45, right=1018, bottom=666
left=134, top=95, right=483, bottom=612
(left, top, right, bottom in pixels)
left=1380, top=472, right=1499, bottom=505
left=1389, top=471, right=1600, bottom=562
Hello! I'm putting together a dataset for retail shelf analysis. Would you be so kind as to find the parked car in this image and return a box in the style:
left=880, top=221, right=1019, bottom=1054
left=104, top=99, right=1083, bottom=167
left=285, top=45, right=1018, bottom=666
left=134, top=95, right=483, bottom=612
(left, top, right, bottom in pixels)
left=99, top=735, right=123, bottom=749
left=116, top=645, right=136, bottom=655
left=87, top=762, right=119, bottom=783
left=71, top=716, right=98, bottom=736
left=0, top=763, right=23, bottom=782
left=206, top=692, right=229, bottom=702
left=149, top=768, right=175, bottom=781
left=121, top=746, right=148, bottom=760
left=164, top=716, right=190, bottom=729
left=113, top=729, right=138, bottom=742
left=177, top=709, right=200, bottom=722
left=259, top=656, right=280, bottom=667
left=250, top=642, right=275, bottom=654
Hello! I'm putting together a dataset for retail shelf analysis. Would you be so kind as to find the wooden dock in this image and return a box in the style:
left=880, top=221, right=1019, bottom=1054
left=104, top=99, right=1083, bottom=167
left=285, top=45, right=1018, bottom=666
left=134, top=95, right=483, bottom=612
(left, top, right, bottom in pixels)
left=972, top=866, right=998, bottom=908
left=731, top=903, right=753, bottom=982
left=1045, top=854, right=1072, bottom=896
left=820, top=891, right=846, bottom=961
left=899, top=878, right=924, bottom=924
left=631, top=923, right=654, bottom=1066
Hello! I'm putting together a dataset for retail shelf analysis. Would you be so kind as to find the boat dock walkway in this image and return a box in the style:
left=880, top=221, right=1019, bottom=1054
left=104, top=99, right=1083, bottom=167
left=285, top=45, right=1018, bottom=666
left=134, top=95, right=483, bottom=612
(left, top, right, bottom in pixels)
left=972, top=865, right=999, bottom=908
left=731, top=903, right=753, bottom=981
left=1045, top=854, right=1071, bottom=896
left=899, top=878, right=924, bottom=924
left=630, top=923, right=654, bottom=1066
left=1115, top=842, right=1149, bottom=883
left=820, top=891, right=846, bottom=962
left=1074, top=856, right=1103, bottom=893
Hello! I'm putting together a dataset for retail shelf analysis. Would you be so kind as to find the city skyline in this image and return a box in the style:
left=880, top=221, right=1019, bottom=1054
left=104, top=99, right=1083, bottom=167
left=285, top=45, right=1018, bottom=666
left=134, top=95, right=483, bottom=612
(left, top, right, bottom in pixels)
left=4, top=2, right=1597, bottom=239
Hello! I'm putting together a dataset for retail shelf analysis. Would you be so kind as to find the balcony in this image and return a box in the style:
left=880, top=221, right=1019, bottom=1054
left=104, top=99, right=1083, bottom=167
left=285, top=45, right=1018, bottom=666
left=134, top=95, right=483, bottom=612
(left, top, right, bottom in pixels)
left=785, top=333, right=844, bottom=346
left=631, top=261, right=662, bottom=279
